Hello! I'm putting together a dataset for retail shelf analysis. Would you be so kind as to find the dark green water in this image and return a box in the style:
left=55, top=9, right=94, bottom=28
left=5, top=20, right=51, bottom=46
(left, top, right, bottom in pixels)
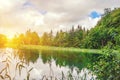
left=0, top=48, right=100, bottom=80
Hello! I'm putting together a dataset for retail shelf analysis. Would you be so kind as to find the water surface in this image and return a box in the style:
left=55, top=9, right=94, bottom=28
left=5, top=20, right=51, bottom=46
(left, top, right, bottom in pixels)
left=0, top=48, right=100, bottom=80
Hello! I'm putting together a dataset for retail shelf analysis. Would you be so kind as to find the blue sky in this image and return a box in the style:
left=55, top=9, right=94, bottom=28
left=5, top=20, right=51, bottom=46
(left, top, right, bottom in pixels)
left=89, top=11, right=101, bottom=19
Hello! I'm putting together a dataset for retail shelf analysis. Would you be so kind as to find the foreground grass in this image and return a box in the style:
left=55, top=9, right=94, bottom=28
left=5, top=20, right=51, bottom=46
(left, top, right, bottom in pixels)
left=20, top=45, right=103, bottom=54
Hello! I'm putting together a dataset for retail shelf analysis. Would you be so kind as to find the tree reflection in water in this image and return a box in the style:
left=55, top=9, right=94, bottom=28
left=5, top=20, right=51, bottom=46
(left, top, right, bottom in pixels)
left=0, top=48, right=98, bottom=80
left=40, top=49, right=99, bottom=80
left=40, top=49, right=100, bottom=70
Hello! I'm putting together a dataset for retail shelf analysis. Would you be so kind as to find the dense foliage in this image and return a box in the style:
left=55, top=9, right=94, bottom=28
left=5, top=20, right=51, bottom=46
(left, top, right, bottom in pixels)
left=89, top=49, right=120, bottom=80
left=8, top=29, right=40, bottom=47
left=84, top=8, right=120, bottom=49
left=8, top=25, right=88, bottom=48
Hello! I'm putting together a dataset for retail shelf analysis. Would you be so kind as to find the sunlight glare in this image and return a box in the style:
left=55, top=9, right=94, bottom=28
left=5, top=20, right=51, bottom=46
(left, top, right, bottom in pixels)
left=7, top=35, right=14, bottom=40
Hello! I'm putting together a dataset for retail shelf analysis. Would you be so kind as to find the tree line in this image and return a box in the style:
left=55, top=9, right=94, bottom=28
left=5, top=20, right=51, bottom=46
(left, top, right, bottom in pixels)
left=7, top=25, right=89, bottom=48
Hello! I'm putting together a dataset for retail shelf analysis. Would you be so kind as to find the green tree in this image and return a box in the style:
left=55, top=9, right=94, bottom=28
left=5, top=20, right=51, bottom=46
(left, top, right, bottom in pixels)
left=30, top=32, right=40, bottom=45
left=41, top=32, right=49, bottom=45
left=89, top=49, right=120, bottom=80
left=48, top=30, right=53, bottom=46
left=53, top=30, right=68, bottom=47
left=84, top=8, right=120, bottom=49
left=23, top=30, right=40, bottom=45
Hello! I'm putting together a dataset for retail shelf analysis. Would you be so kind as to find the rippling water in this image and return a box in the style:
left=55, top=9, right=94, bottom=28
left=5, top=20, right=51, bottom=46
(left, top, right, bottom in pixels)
left=0, top=48, right=100, bottom=80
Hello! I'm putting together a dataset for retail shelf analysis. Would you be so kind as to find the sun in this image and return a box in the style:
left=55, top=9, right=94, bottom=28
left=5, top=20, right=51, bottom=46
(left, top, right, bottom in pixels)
left=7, top=35, right=14, bottom=40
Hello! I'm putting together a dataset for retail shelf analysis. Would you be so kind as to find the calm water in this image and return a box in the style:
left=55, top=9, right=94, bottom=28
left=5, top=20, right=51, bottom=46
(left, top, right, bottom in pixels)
left=0, top=48, right=100, bottom=80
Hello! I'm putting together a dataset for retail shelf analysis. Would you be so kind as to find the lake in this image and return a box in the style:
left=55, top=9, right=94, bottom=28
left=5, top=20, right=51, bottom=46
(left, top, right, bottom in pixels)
left=0, top=48, right=100, bottom=80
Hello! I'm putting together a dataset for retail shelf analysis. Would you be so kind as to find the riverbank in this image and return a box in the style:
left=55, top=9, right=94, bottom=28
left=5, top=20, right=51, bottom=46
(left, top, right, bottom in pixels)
left=3, top=44, right=120, bottom=57
left=20, top=45, right=102, bottom=54
left=21, top=45, right=120, bottom=58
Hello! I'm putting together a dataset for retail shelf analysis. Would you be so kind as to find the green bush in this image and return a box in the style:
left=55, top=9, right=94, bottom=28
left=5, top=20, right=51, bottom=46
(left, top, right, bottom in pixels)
left=89, top=49, right=120, bottom=80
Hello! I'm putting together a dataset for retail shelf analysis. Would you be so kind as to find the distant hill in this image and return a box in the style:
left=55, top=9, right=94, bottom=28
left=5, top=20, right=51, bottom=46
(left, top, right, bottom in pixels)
left=84, top=8, right=120, bottom=49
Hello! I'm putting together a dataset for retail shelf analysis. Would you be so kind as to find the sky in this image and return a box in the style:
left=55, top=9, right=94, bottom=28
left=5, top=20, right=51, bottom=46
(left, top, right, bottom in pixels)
left=0, top=0, right=120, bottom=38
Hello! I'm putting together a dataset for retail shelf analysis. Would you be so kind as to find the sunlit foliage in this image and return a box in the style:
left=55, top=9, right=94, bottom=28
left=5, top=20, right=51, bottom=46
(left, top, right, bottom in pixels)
left=0, top=34, right=7, bottom=47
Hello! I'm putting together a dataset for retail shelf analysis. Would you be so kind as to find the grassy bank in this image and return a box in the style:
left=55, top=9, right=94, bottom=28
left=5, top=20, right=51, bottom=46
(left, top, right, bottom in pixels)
left=20, top=45, right=120, bottom=59
left=20, top=45, right=103, bottom=54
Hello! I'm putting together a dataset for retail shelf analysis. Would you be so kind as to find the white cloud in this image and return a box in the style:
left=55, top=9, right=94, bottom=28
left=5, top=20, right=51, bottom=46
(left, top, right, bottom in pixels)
left=0, top=0, right=26, bottom=13
left=0, top=0, right=120, bottom=36
left=79, top=17, right=101, bottom=29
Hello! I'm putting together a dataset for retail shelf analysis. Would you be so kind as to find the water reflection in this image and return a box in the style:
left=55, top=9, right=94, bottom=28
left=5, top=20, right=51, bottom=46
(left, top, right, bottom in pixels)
left=17, top=49, right=39, bottom=64
left=40, top=50, right=100, bottom=70
left=0, top=48, right=99, bottom=80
